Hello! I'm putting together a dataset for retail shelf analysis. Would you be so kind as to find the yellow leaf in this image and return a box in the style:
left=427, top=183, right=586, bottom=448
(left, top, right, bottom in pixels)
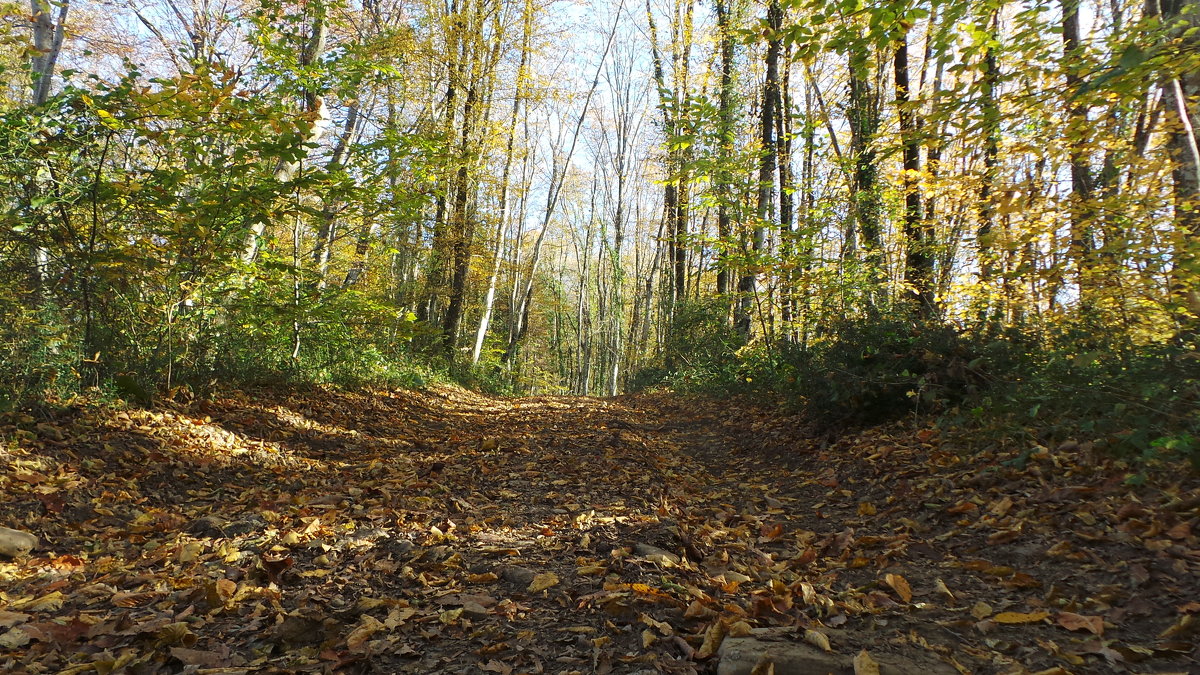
left=23, top=591, right=64, bottom=612
left=993, top=611, right=1050, bottom=624
left=384, top=607, right=416, bottom=628
left=178, top=541, right=203, bottom=562
left=971, top=602, right=993, bottom=619
left=857, top=502, right=877, bottom=516
left=803, top=628, right=831, bottom=652
left=642, top=629, right=656, bottom=647
left=884, top=573, right=913, bottom=603
left=935, top=578, right=956, bottom=602
left=696, top=619, right=727, bottom=659
left=527, top=572, right=559, bottom=593
left=749, top=660, right=774, bottom=675
left=853, top=649, right=881, bottom=675
left=346, top=615, right=384, bottom=650
left=727, top=620, right=753, bottom=637
left=439, top=607, right=463, bottom=624
left=467, top=572, right=498, bottom=584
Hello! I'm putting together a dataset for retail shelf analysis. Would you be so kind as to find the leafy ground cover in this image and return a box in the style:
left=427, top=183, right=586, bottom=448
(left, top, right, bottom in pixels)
left=1, top=386, right=1198, bottom=674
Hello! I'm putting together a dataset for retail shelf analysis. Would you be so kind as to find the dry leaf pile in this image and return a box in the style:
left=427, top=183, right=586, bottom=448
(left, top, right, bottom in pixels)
left=1, top=385, right=1197, bottom=674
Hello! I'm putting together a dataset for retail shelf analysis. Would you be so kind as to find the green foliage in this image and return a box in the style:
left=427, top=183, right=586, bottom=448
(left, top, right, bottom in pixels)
left=761, top=317, right=998, bottom=426
left=661, top=299, right=746, bottom=384
left=0, top=296, right=80, bottom=411
left=666, top=307, right=1200, bottom=472
left=0, top=63, right=440, bottom=408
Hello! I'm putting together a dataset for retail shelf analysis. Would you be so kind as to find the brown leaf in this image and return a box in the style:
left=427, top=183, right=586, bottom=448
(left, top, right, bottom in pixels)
left=884, top=573, right=912, bottom=603
left=0, top=610, right=31, bottom=628
left=346, top=615, right=384, bottom=651
left=1056, top=612, right=1103, bottom=635
left=987, top=528, right=1022, bottom=545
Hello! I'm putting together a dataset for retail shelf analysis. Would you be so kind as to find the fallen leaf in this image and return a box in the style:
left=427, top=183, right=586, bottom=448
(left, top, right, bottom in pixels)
left=696, top=619, right=727, bottom=659
left=642, top=629, right=656, bottom=647
left=884, top=573, right=912, bottom=603
left=0, top=628, right=31, bottom=649
left=727, top=620, right=752, bottom=637
left=993, top=611, right=1050, bottom=624
left=1056, top=612, right=1104, bottom=635
left=853, top=649, right=881, bottom=675
left=527, top=572, right=559, bottom=593
left=803, top=628, right=831, bottom=652
left=346, top=615, right=384, bottom=650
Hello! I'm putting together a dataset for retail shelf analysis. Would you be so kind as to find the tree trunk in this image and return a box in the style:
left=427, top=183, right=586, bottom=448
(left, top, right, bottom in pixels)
left=896, top=29, right=932, bottom=317
left=714, top=0, right=736, bottom=300
left=736, top=0, right=781, bottom=337
left=243, top=3, right=330, bottom=263
left=473, top=0, right=533, bottom=364
left=30, top=0, right=69, bottom=106
left=505, top=0, right=623, bottom=361
left=1063, top=0, right=1096, bottom=311
left=847, top=54, right=882, bottom=307
left=976, top=9, right=1001, bottom=323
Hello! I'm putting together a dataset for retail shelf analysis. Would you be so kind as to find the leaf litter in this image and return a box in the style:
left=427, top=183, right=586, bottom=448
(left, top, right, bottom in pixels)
left=0, top=386, right=1197, bottom=673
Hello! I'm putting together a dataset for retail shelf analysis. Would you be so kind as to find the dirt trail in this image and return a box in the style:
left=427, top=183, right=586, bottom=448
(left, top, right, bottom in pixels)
left=1, top=386, right=1197, bottom=674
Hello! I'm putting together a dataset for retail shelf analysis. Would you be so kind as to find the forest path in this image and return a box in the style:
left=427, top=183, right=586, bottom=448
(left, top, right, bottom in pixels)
left=1, top=385, right=1198, bottom=674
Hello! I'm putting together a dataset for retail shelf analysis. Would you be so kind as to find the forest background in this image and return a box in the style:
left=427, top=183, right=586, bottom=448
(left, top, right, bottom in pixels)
left=2, top=0, right=1200, bottom=471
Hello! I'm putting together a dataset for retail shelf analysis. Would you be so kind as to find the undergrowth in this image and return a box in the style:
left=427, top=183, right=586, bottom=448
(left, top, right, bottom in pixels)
left=647, top=303, right=1200, bottom=472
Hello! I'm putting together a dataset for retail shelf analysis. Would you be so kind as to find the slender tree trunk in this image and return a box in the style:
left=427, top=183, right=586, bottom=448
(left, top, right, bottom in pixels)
left=313, top=103, right=362, bottom=286
left=473, top=0, right=532, bottom=364
left=714, top=0, right=736, bottom=301
left=442, top=78, right=480, bottom=354
left=921, top=3, right=948, bottom=316
left=243, top=2, right=330, bottom=263
left=417, top=0, right=463, bottom=323
left=777, top=42, right=795, bottom=337
left=976, top=9, right=1001, bottom=323
left=1063, top=0, right=1096, bottom=311
left=896, top=29, right=932, bottom=317
left=847, top=53, right=882, bottom=306
left=505, top=0, right=624, bottom=361
left=1154, top=0, right=1200, bottom=317
left=736, top=0, right=781, bottom=336
left=30, top=0, right=69, bottom=106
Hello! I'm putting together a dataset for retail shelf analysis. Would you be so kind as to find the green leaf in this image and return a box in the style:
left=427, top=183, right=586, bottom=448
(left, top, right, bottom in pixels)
left=1118, top=44, right=1145, bottom=71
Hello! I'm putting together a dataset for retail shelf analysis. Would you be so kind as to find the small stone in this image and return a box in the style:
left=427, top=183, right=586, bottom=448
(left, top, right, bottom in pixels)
left=498, top=565, right=536, bottom=588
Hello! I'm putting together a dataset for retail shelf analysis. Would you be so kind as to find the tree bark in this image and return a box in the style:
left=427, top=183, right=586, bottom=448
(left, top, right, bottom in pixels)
left=1063, top=0, right=1096, bottom=311
left=896, top=28, right=932, bottom=318
left=30, top=0, right=69, bottom=106
left=473, top=0, right=533, bottom=364
left=243, top=2, right=330, bottom=263
left=736, top=0, right=781, bottom=337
